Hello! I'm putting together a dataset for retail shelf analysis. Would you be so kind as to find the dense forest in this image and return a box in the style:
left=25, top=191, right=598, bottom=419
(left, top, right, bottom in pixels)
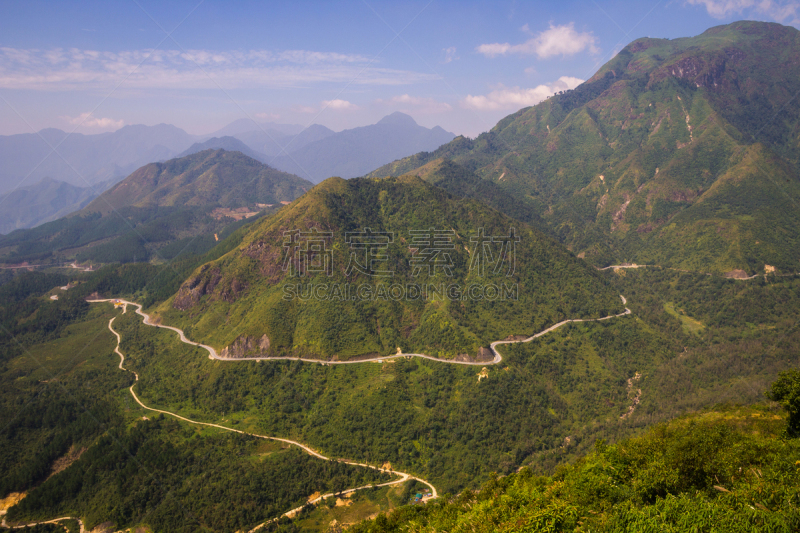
left=348, top=403, right=800, bottom=532
left=0, top=269, right=390, bottom=532
left=1, top=212, right=799, bottom=532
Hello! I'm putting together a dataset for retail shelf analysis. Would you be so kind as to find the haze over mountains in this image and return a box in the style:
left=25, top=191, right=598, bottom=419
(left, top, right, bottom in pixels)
left=0, top=149, right=312, bottom=265
left=0, top=113, right=453, bottom=233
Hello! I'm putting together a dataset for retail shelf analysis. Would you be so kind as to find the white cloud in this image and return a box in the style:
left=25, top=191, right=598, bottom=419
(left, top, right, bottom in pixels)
left=462, top=76, right=584, bottom=111
left=476, top=23, right=599, bottom=59
left=62, top=112, right=124, bottom=129
left=0, top=47, right=438, bottom=91
left=378, top=94, right=452, bottom=114
left=686, top=0, right=800, bottom=21
left=442, top=47, right=458, bottom=63
left=293, top=105, right=317, bottom=114
left=254, top=112, right=281, bottom=121
left=322, top=99, right=358, bottom=111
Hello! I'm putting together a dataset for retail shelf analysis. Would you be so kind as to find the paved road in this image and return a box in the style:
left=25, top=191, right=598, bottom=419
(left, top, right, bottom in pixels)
left=83, top=294, right=633, bottom=529
left=1, top=516, right=85, bottom=532
left=90, top=296, right=630, bottom=367
left=100, top=312, right=436, bottom=529
left=597, top=263, right=794, bottom=280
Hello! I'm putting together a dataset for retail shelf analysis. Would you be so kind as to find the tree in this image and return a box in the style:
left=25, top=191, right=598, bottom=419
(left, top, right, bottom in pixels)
left=767, top=368, right=800, bottom=437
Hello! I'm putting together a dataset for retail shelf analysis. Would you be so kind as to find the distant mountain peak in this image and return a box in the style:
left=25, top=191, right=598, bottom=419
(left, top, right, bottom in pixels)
left=178, top=136, right=269, bottom=163
left=377, top=112, right=418, bottom=127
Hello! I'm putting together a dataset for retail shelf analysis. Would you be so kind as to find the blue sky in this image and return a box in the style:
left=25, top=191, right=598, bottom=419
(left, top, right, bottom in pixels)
left=1, top=0, right=799, bottom=137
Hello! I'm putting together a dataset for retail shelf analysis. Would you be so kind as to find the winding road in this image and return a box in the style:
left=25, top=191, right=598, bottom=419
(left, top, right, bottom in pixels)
left=99, top=310, right=435, bottom=530
left=90, top=296, right=630, bottom=367
left=1, top=516, right=85, bottom=532
left=4, top=296, right=632, bottom=531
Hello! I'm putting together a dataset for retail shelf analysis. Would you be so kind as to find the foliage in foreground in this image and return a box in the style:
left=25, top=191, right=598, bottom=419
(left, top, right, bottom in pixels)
left=350, top=405, right=800, bottom=533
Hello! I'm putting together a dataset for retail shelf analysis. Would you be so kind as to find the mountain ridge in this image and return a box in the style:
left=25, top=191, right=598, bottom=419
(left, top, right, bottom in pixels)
left=367, top=21, right=800, bottom=274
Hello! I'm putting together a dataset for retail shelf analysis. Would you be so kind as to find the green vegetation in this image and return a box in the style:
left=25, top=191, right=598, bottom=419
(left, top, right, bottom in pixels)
left=156, top=175, right=623, bottom=361
left=349, top=405, right=800, bottom=533
left=663, top=301, right=705, bottom=334
left=768, top=369, right=800, bottom=437
left=0, top=149, right=310, bottom=265
left=368, top=21, right=800, bottom=274
left=9, top=417, right=388, bottom=533
left=3, top=236, right=800, bottom=531
left=0, top=273, right=391, bottom=533
left=113, top=305, right=650, bottom=492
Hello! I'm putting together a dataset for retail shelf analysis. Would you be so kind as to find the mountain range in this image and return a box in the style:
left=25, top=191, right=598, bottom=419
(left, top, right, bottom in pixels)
left=267, top=112, right=455, bottom=182
left=179, top=112, right=456, bottom=183
left=370, top=21, right=800, bottom=275
left=2, top=20, right=800, bottom=533
left=0, top=177, right=116, bottom=235
left=0, top=150, right=312, bottom=265
left=0, top=113, right=454, bottom=233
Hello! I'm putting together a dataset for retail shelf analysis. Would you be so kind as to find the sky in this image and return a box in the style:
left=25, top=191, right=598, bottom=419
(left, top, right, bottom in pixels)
left=1, top=0, right=799, bottom=138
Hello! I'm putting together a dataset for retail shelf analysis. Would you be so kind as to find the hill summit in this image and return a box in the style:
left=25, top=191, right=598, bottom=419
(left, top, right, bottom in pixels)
left=369, top=21, right=800, bottom=275
left=156, top=175, right=623, bottom=360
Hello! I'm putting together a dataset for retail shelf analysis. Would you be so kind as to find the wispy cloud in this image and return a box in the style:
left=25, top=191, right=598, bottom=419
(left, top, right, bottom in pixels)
left=0, top=47, right=438, bottom=91
left=254, top=112, right=281, bottom=121
left=61, top=112, right=124, bottom=129
left=322, top=99, right=358, bottom=111
left=377, top=94, right=452, bottom=113
left=442, top=46, right=458, bottom=64
left=686, top=0, right=800, bottom=22
left=462, top=76, right=584, bottom=110
left=476, top=23, right=599, bottom=59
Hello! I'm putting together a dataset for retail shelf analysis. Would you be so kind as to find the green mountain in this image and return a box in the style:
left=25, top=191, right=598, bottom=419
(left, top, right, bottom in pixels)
left=155, top=174, right=623, bottom=360
left=83, top=148, right=309, bottom=214
left=369, top=21, right=800, bottom=275
left=349, top=404, right=800, bottom=533
left=0, top=149, right=312, bottom=265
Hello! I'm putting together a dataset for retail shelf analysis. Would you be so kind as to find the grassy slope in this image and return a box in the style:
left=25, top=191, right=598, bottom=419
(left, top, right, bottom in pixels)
left=154, top=175, right=623, bottom=360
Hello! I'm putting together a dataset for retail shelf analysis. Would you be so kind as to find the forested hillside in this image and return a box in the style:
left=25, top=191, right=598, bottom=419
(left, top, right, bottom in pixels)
left=155, top=174, right=623, bottom=361
left=369, top=21, right=800, bottom=274
left=0, top=150, right=311, bottom=265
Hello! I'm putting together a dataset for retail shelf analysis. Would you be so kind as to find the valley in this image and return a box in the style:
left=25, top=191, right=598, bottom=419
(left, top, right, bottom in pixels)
left=2, top=16, right=800, bottom=533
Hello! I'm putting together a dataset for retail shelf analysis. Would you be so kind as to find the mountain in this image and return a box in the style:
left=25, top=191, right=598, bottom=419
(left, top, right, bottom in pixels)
left=348, top=404, right=800, bottom=532
left=0, top=177, right=114, bottom=235
left=369, top=22, right=800, bottom=275
left=0, top=124, right=197, bottom=194
left=205, top=118, right=304, bottom=138
left=177, top=136, right=270, bottom=163
left=84, top=149, right=310, bottom=214
left=0, top=150, right=312, bottom=265
left=269, top=112, right=456, bottom=182
left=234, top=123, right=336, bottom=156
left=155, top=174, right=623, bottom=361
